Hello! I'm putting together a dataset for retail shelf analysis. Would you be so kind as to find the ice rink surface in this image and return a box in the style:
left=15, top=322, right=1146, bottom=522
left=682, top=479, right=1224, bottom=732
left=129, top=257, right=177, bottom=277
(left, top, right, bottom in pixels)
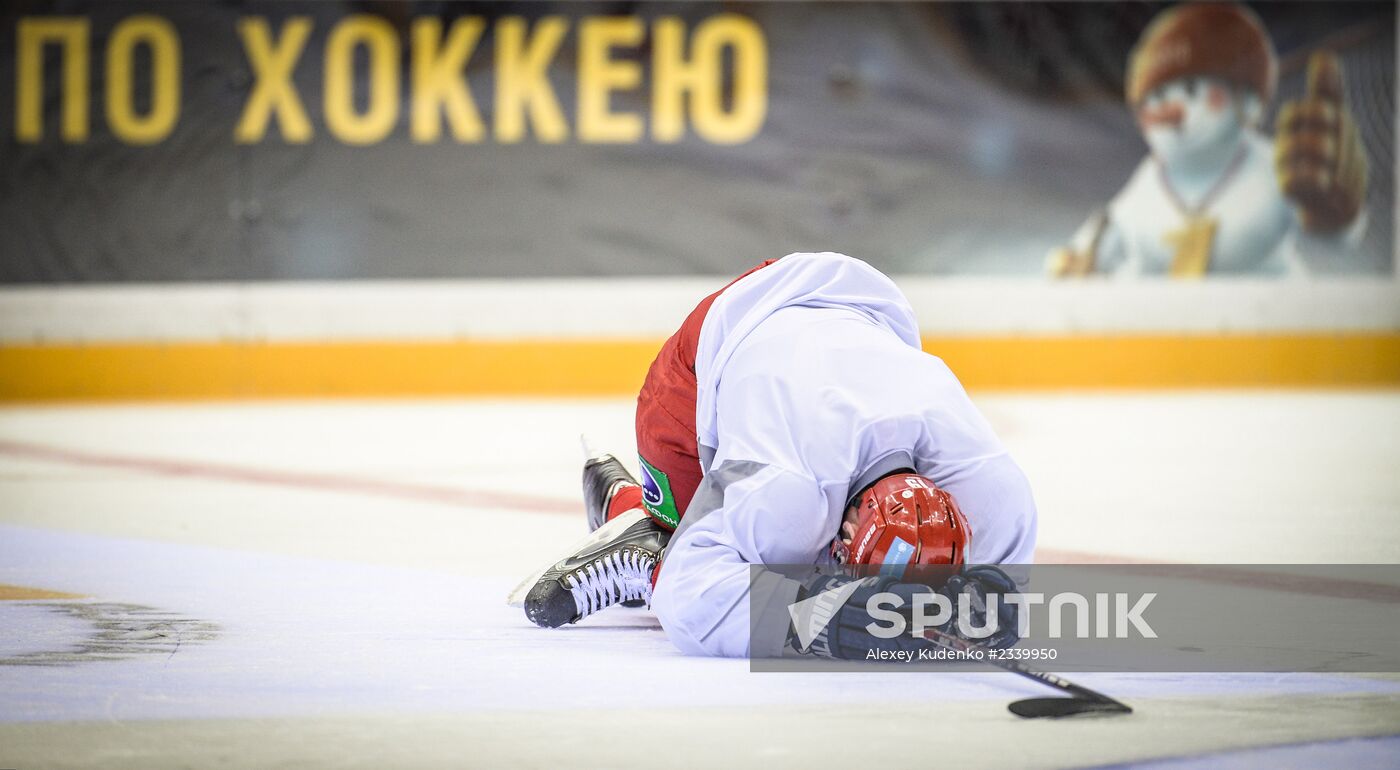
left=1, top=391, right=1398, bottom=768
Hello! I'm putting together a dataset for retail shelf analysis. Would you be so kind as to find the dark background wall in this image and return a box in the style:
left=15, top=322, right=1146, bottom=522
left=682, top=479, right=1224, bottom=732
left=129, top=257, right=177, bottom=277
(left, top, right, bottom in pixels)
left=0, top=1, right=1392, bottom=282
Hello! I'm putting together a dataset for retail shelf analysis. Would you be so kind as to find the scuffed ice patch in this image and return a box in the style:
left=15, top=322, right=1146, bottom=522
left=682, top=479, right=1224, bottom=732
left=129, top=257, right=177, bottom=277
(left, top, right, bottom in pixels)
left=0, top=601, right=219, bottom=667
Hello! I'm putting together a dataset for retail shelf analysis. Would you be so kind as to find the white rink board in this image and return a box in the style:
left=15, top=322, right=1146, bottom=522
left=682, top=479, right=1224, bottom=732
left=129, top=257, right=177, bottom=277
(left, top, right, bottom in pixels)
left=1, top=276, right=1398, bottom=343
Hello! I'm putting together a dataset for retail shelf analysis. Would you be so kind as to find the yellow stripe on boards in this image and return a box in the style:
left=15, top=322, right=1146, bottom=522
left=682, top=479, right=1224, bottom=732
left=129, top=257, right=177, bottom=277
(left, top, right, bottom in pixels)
left=0, top=340, right=660, bottom=401
left=925, top=334, right=1400, bottom=390
left=0, top=334, right=1396, bottom=402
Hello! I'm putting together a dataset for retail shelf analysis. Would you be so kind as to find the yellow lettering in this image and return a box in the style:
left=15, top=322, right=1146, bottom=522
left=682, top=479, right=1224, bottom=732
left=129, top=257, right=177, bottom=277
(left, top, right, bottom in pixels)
left=105, top=15, right=180, bottom=145
left=324, top=15, right=400, bottom=145
left=234, top=17, right=313, bottom=143
left=411, top=17, right=484, bottom=143
left=651, top=18, right=693, bottom=143
left=15, top=17, right=89, bottom=142
left=653, top=14, right=767, bottom=144
left=577, top=17, right=643, bottom=143
left=695, top=15, right=767, bottom=144
left=494, top=16, right=568, bottom=143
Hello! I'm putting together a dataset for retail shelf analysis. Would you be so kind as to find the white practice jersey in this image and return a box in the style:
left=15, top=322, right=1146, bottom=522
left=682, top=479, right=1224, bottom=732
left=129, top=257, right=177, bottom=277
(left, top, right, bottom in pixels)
left=649, top=253, right=1039, bottom=658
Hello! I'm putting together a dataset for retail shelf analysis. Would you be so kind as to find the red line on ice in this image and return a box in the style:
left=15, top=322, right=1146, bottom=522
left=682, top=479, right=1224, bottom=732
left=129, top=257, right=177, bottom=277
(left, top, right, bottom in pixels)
left=4, top=439, right=1397, bottom=604
left=0, top=438, right=579, bottom=515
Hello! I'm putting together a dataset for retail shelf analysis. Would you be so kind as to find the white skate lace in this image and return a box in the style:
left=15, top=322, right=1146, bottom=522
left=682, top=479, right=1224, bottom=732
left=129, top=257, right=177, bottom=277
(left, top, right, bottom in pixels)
left=564, top=547, right=655, bottom=618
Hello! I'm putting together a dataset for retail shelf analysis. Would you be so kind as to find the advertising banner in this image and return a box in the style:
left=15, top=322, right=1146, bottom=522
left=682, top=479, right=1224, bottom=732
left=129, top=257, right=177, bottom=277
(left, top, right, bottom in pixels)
left=1, top=1, right=1392, bottom=282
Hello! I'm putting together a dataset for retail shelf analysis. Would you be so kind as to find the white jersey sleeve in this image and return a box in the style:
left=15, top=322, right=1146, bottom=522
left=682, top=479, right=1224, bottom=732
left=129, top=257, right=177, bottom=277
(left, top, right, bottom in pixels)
left=649, top=462, right=833, bottom=658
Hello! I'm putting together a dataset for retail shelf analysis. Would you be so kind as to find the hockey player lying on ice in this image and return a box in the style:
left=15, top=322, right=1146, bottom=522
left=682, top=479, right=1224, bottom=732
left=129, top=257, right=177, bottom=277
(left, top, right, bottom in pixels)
left=519, top=253, right=1038, bottom=658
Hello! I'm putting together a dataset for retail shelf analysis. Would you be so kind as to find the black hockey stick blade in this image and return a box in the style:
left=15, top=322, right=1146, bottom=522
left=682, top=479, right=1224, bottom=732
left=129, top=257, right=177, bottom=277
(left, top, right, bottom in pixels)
left=1008, top=696, right=1133, bottom=719
left=919, top=627, right=1133, bottom=719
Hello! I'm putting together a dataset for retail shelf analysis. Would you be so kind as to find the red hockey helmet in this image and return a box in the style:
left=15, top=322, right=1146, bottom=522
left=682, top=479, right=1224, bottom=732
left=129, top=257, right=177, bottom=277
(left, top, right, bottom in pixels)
left=836, top=472, right=970, bottom=585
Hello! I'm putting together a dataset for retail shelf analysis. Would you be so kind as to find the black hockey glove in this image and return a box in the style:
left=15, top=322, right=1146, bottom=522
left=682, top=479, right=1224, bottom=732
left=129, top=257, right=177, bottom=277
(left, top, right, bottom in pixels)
left=790, top=566, right=1021, bottom=660
left=790, top=575, right=933, bottom=659
left=941, top=565, right=1021, bottom=650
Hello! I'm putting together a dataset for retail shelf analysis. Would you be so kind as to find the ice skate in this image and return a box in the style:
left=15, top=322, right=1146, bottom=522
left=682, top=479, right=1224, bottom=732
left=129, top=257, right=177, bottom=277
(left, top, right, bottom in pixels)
left=580, top=436, right=643, bottom=533
left=580, top=439, right=653, bottom=606
left=521, top=508, right=669, bottom=628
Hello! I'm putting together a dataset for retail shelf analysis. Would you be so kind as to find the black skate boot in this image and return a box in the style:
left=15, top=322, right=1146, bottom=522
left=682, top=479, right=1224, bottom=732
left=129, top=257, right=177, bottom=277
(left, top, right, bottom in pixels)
left=582, top=448, right=641, bottom=532
left=523, top=509, right=670, bottom=628
left=581, top=441, right=651, bottom=606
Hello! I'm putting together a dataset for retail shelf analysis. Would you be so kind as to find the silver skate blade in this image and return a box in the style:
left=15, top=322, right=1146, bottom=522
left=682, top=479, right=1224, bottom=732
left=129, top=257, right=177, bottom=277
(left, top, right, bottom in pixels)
left=505, top=508, right=649, bottom=607
left=505, top=564, right=550, bottom=609
left=579, top=433, right=606, bottom=462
